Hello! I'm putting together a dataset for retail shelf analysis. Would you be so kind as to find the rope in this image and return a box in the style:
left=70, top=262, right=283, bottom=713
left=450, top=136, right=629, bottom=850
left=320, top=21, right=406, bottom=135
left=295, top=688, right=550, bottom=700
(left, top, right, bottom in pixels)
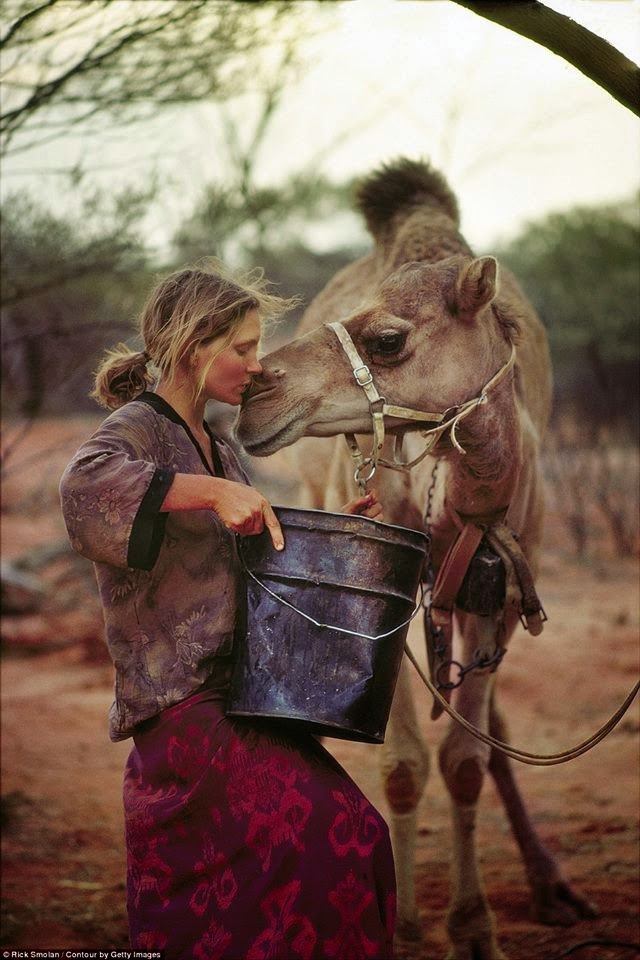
left=403, top=643, right=640, bottom=766
left=548, top=939, right=640, bottom=958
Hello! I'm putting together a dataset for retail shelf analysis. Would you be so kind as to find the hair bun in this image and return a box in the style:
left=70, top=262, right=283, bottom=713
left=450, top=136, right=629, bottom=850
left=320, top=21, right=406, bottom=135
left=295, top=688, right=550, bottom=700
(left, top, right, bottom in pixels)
left=91, top=343, right=153, bottom=410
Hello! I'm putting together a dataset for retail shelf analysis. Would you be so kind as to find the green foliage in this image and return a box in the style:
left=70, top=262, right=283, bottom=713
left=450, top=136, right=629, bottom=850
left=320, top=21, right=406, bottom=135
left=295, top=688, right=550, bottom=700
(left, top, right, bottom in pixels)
left=253, top=241, right=367, bottom=344
left=1, top=185, right=152, bottom=414
left=2, top=185, right=150, bottom=307
left=172, top=174, right=355, bottom=265
left=499, top=199, right=639, bottom=360
left=496, top=197, right=640, bottom=429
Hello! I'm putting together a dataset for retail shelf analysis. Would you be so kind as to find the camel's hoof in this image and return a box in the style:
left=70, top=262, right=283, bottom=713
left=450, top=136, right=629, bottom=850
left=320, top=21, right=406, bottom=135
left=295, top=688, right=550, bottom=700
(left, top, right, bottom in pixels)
left=446, top=898, right=505, bottom=959
left=395, top=916, right=424, bottom=943
left=446, top=938, right=508, bottom=960
left=532, top=880, right=599, bottom=926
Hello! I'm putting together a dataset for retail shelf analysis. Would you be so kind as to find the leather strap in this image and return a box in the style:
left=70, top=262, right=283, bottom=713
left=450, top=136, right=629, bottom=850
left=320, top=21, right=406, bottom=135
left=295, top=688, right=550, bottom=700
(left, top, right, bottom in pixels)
left=328, top=320, right=445, bottom=425
left=486, top=522, right=546, bottom=635
left=426, top=522, right=484, bottom=717
left=431, top=522, right=485, bottom=620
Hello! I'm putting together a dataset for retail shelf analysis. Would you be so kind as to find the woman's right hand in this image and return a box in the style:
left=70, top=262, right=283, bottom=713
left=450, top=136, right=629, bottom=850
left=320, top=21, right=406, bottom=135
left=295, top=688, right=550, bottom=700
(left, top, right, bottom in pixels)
left=209, top=479, right=284, bottom=550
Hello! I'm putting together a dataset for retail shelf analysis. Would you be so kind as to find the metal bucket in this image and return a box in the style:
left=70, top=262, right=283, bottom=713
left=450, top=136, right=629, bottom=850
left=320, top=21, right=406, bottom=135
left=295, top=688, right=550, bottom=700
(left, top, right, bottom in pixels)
left=227, top=507, right=429, bottom=743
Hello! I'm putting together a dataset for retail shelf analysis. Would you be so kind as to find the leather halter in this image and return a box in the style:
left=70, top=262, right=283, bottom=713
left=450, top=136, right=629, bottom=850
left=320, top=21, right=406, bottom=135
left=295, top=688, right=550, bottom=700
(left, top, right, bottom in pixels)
left=328, top=320, right=517, bottom=490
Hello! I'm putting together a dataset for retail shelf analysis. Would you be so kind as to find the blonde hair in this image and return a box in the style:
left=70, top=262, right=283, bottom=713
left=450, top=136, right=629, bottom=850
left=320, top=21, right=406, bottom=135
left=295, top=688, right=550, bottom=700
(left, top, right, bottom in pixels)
left=91, top=259, right=296, bottom=410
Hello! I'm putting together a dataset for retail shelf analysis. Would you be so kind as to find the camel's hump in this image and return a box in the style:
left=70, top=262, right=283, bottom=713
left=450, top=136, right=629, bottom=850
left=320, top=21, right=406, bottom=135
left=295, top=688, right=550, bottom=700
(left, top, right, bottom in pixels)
left=355, top=158, right=459, bottom=239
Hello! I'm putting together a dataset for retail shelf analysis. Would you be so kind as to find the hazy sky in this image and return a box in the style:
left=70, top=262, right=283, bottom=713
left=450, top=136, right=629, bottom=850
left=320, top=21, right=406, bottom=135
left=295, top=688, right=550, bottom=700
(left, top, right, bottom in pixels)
left=3, top=0, right=639, bottom=253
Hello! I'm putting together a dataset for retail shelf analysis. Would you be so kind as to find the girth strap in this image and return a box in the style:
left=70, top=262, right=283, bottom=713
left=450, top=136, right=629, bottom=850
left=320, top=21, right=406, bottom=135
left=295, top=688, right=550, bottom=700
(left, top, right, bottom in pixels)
left=426, top=522, right=485, bottom=718
left=431, top=523, right=485, bottom=621
left=424, top=516, right=547, bottom=718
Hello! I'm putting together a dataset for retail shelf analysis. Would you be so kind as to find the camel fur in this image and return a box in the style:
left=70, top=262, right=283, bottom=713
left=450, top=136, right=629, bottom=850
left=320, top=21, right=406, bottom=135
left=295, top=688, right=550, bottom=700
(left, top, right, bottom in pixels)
left=236, top=159, right=596, bottom=959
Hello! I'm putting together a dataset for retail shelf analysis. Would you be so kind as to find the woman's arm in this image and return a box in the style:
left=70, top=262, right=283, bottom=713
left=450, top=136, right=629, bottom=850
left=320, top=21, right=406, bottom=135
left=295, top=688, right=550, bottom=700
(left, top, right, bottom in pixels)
left=60, top=435, right=174, bottom=570
left=161, top=474, right=284, bottom=550
left=60, top=408, right=283, bottom=569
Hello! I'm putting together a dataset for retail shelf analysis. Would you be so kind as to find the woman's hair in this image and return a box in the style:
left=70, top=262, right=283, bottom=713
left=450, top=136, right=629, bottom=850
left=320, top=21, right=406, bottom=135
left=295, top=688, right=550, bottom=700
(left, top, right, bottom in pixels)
left=91, top=259, right=296, bottom=410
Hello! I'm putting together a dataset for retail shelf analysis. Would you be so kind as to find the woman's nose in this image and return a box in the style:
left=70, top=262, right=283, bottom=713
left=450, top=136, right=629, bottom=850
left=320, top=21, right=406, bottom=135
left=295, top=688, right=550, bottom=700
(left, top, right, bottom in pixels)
left=248, top=357, right=263, bottom=375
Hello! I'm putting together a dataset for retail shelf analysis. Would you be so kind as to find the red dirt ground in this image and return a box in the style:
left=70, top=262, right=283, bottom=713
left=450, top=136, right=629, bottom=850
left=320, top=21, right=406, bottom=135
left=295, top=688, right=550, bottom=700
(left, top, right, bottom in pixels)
left=1, top=418, right=639, bottom=959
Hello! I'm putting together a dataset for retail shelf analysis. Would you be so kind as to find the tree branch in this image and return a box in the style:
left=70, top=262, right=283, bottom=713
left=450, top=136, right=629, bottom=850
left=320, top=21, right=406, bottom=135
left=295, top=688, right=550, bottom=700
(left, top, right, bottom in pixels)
left=2, top=6, right=196, bottom=133
left=0, top=0, right=58, bottom=49
left=1, top=1, right=212, bottom=145
left=451, top=0, right=640, bottom=116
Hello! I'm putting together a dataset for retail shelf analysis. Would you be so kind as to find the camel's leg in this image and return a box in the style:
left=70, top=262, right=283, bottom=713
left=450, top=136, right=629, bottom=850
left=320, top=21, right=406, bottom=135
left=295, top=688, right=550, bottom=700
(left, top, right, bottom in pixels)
left=488, top=693, right=598, bottom=925
left=381, top=657, right=430, bottom=943
left=438, top=618, right=507, bottom=960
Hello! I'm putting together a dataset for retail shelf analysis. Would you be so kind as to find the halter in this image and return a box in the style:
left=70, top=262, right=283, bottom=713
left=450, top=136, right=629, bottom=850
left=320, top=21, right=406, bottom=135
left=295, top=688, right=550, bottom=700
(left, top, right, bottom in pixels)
left=328, top=320, right=517, bottom=491
left=326, top=322, right=640, bottom=757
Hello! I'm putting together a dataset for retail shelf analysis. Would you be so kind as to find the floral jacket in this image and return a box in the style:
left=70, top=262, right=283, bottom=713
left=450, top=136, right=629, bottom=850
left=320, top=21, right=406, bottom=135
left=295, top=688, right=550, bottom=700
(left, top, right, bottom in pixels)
left=59, top=392, right=249, bottom=741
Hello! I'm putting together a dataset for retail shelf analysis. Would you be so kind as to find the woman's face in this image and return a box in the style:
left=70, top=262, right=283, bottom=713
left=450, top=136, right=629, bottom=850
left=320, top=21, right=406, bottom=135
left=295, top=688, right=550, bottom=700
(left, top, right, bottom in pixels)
left=191, top=308, right=263, bottom=406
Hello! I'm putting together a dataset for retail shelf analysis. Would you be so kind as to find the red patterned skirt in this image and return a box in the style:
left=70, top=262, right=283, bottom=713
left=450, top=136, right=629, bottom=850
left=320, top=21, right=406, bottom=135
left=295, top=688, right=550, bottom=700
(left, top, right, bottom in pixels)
left=123, top=686, right=396, bottom=959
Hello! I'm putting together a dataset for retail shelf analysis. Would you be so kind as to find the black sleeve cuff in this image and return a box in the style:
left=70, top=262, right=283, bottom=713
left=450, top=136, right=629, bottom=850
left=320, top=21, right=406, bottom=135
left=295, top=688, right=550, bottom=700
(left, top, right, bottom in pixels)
left=127, top=468, right=175, bottom=571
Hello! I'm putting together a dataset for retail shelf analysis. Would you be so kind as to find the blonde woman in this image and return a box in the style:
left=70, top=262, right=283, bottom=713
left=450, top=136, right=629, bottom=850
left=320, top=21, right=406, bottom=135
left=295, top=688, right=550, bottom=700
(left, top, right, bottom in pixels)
left=60, top=263, right=395, bottom=959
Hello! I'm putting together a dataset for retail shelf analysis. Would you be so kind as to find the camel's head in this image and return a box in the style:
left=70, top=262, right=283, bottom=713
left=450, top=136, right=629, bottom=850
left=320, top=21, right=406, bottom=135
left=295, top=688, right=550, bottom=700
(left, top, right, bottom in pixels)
left=237, top=254, right=512, bottom=456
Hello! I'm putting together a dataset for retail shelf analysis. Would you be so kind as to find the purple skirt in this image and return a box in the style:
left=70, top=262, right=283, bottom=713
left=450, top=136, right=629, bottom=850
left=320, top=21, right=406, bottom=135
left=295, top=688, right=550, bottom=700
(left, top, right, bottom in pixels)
left=123, top=686, right=396, bottom=959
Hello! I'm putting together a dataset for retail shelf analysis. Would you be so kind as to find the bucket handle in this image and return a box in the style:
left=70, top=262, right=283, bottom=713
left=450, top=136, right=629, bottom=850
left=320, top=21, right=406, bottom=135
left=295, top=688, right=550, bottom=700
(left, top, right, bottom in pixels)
left=242, top=564, right=425, bottom=642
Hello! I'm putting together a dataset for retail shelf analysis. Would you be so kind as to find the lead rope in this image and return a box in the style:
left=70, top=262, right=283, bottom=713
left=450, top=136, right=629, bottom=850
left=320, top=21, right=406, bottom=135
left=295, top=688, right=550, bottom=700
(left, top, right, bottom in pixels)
left=403, top=644, right=639, bottom=766
left=414, top=460, right=640, bottom=764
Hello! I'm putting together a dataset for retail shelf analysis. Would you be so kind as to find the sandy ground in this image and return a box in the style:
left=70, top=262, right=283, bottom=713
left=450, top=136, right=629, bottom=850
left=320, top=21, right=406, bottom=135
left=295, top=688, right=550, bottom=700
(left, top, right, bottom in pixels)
left=1, top=418, right=639, bottom=959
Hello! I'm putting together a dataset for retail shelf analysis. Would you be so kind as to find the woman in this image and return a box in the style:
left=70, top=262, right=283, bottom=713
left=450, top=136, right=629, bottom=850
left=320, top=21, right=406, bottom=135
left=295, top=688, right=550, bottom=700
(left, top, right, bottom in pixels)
left=60, top=262, right=396, bottom=959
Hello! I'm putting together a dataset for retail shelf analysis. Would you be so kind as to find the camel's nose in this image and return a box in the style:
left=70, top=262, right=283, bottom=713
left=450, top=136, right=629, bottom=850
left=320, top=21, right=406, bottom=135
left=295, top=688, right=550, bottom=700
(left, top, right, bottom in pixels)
left=261, top=361, right=286, bottom=380
left=244, top=363, right=286, bottom=401
left=257, top=360, right=287, bottom=384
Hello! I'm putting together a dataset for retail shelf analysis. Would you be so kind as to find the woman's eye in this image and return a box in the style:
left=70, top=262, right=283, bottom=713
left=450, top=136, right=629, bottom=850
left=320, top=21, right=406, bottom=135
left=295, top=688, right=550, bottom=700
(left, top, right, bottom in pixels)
left=373, top=331, right=405, bottom=356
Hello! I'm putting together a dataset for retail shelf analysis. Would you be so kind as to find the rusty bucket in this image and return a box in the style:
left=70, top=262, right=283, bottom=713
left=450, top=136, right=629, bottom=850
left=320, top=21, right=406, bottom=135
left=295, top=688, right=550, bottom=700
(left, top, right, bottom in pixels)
left=226, top=507, right=429, bottom=743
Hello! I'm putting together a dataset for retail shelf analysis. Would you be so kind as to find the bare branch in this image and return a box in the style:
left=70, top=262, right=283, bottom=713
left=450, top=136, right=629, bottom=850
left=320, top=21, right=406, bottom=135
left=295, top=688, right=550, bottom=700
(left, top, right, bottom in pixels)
left=451, top=0, right=640, bottom=116
left=1, top=4, right=204, bottom=138
left=1, top=1, right=301, bottom=155
left=1, top=2, right=105, bottom=50
left=0, top=0, right=58, bottom=48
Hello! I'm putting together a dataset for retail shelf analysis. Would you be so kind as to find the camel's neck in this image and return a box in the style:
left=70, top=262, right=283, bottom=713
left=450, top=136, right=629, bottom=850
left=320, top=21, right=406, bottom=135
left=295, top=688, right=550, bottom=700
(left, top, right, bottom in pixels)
left=444, top=377, right=522, bottom=523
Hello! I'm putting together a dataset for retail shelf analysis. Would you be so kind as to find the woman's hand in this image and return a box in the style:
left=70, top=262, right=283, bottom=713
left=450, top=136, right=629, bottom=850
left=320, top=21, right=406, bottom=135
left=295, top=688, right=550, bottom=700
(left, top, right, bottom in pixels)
left=209, top=479, right=284, bottom=550
left=160, top=475, right=284, bottom=550
left=342, top=489, right=384, bottom=522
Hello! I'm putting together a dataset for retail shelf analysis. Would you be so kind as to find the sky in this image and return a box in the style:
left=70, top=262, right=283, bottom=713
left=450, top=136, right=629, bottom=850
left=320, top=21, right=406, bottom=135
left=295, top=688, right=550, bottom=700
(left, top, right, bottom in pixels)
left=3, top=0, right=639, bottom=254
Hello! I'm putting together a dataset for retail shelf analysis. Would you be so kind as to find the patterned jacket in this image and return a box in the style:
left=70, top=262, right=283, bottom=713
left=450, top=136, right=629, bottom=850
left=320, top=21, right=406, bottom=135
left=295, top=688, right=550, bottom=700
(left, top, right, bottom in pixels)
left=59, top=392, right=249, bottom=740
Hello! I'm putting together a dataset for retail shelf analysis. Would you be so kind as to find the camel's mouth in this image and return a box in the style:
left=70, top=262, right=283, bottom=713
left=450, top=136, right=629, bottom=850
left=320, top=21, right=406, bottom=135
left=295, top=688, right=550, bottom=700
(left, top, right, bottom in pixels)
left=237, top=407, right=308, bottom=457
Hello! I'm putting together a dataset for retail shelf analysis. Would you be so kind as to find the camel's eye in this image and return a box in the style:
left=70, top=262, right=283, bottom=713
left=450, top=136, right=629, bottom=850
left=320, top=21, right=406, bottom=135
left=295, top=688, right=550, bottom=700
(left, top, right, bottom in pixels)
left=373, top=330, right=405, bottom=356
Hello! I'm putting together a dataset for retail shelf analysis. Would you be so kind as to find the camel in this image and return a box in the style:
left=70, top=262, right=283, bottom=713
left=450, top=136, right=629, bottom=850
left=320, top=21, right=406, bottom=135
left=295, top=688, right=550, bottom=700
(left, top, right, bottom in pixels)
left=236, top=159, right=596, bottom=959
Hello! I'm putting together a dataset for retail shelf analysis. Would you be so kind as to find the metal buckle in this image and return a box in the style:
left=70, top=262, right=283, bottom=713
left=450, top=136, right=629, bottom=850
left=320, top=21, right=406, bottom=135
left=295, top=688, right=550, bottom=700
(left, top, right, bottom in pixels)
left=519, top=605, right=548, bottom=631
left=353, top=364, right=373, bottom=386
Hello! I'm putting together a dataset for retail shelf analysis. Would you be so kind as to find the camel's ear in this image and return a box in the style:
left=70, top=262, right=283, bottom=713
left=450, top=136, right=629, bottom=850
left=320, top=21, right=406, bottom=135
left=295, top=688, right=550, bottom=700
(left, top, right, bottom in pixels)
left=453, top=256, right=498, bottom=321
